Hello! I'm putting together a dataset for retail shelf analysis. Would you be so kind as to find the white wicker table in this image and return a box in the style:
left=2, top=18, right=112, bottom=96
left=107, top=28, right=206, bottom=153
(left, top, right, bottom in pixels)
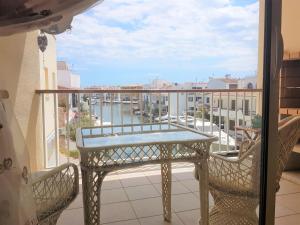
left=76, top=123, right=217, bottom=225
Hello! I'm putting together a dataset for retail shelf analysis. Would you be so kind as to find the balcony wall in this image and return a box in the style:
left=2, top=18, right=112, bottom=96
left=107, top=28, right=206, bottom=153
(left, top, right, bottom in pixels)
left=0, top=31, right=57, bottom=171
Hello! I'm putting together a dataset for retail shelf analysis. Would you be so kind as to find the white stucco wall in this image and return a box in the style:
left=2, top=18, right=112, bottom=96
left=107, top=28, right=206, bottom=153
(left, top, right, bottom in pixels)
left=58, top=68, right=80, bottom=88
left=207, top=79, right=226, bottom=89
left=70, top=74, right=80, bottom=88
left=0, top=31, right=57, bottom=170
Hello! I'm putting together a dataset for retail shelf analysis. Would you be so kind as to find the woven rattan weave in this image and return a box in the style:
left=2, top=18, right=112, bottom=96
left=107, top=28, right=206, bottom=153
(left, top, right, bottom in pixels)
left=32, top=163, right=79, bottom=225
left=76, top=123, right=217, bottom=225
left=195, top=116, right=300, bottom=225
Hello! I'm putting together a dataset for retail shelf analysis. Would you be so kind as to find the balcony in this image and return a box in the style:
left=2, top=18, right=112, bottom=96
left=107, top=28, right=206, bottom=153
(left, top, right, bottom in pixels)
left=36, top=88, right=262, bottom=168
left=53, top=164, right=300, bottom=225
left=34, top=88, right=300, bottom=225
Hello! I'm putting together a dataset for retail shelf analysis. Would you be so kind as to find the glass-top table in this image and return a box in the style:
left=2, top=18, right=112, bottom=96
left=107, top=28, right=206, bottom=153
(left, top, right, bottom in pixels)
left=76, top=123, right=217, bottom=225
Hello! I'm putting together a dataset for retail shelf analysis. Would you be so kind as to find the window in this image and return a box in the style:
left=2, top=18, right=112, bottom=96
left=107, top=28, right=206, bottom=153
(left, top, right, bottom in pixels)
left=188, top=97, right=194, bottom=102
left=244, top=99, right=250, bottom=115
left=229, top=120, right=235, bottom=130
left=239, top=119, right=243, bottom=126
left=217, top=99, right=223, bottom=108
left=231, top=100, right=236, bottom=110
left=196, top=97, right=202, bottom=101
left=229, top=84, right=238, bottom=89
left=206, top=98, right=210, bottom=104
left=247, top=82, right=253, bottom=89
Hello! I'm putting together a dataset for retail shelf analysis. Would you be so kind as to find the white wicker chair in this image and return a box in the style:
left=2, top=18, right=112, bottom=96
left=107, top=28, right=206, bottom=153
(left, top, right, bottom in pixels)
left=31, top=163, right=79, bottom=225
left=195, top=116, right=300, bottom=225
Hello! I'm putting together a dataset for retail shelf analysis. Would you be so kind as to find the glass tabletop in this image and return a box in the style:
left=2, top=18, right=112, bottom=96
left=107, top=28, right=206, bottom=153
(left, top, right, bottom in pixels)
left=80, top=128, right=212, bottom=149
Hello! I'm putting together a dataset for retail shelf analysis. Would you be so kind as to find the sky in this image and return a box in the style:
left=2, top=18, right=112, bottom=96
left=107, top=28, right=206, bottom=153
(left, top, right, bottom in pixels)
left=56, top=0, right=259, bottom=87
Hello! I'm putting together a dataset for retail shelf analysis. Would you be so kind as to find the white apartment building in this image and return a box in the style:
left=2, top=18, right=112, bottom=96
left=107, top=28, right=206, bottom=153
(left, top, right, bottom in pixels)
left=150, top=79, right=172, bottom=89
left=57, top=61, right=80, bottom=108
left=238, top=76, right=257, bottom=89
left=207, top=74, right=239, bottom=89
left=208, top=75, right=259, bottom=131
left=168, top=82, right=208, bottom=116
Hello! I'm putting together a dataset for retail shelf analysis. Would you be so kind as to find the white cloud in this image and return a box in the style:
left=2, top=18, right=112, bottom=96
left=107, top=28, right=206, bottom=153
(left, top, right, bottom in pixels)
left=57, top=0, right=259, bottom=72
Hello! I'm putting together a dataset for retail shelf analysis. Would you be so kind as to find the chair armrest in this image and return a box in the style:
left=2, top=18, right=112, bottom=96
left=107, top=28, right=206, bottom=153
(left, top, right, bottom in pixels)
left=32, top=163, right=79, bottom=220
left=208, top=141, right=261, bottom=192
left=238, top=140, right=255, bottom=159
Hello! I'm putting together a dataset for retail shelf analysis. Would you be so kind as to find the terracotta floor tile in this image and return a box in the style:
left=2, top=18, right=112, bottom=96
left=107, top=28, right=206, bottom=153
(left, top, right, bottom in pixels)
left=125, top=184, right=160, bottom=200
left=101, top=202, right=136, bottom=224
left=176, top=209, right=200, bottom=225
left=275, top=214, right=300, bottom=225
left=153, top=181, right=190, bottom=195
left=131, top=197, right=163, bottom=218
left=101, top=188, right=128, bottom=204
left=172, top=193, right=200, bottom=212
left=139, top=214, right=184, bottom=225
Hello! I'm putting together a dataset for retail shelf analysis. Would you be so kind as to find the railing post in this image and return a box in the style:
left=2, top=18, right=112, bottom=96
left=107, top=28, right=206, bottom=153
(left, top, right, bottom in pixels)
left=100, top=95, right=103, bottom=135
left=66, top=93, right=70, bottom=163
left=110, top=93, right=114, bottom=134
left=210, top=92, right=213, bottom=135
left=77, top=93, right=81, bottom=127
left=150, top=93, right=153, bottom=130
left=218, top=92, right=221, bottom=152
left=193, top=92, right=196, bottom=129
left=227, top=92, right=230, bottom=152
left=41, top=93, right=47, bottom=168
left=130, top=94, right=133, bottom=132
left=89, top=93, right=92, bottom=127
left=251, top=91, right=254, bottom=122
left=54, top=93, right=59, bottom=166
left=168, top=93, right=170, bottom=129
left=121, top=94, right=124, bottom=134
left=159, top=92, right=162, bottom=130
left=185, top=92, right=188, bottom=127
left=140, top=93, right=143, bottom=131
left=177, top=92, right=179, bottom=124
left=235, top=92, right=238, bottom=151
left=243, top=92, right=246, bottom=126
left=202, top=92, right=205, bottom=132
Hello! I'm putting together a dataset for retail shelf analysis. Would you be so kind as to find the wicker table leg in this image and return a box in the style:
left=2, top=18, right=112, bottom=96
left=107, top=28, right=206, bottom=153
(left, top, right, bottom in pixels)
left=82, top=169, right=107, bottom=225
left=161, top=144, right=172, bottom=222
left=198, top=157, right=209, bottom=225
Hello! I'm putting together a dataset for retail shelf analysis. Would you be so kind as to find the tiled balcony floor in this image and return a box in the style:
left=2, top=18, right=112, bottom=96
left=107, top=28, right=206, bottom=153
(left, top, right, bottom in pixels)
left=57, top=163, right=300, bottom=225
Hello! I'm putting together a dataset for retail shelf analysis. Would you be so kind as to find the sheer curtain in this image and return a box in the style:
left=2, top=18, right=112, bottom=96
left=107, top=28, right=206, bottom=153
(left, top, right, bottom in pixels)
left=0, top=98, right=37, bottom=225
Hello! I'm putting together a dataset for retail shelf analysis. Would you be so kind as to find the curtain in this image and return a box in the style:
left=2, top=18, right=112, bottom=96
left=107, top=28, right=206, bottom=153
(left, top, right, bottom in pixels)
left=0, top=99, right=37, bottom=225
left=0, top=0, right=104, bottom=35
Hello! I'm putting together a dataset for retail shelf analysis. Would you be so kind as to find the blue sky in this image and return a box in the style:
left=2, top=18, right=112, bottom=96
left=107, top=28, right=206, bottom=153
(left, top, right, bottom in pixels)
left=57, top=0, right=259, bottom=87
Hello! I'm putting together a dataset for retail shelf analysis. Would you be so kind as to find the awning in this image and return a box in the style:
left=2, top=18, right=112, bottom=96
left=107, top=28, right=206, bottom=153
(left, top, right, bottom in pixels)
left=0, top=0, right=104, bottom=36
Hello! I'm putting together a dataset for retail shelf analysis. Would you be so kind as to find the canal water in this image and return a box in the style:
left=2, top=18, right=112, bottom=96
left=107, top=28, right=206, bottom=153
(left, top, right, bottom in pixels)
left=92, top=103, right=142, bottom=125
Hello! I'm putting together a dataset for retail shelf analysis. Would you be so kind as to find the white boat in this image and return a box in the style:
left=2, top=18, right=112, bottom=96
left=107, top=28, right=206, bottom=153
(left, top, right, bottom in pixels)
left=154, top=115, right=177, bottom=122
left=154, top=114, right=236, bottom=152
left=134, top=111, right=141, bottom=115
left=90, top=99, right=97, bottom=105
left=178, top=115, right=195, bottom=127
left=94, top=120, right=111, bottom=126
left=195, top=119, right=236, bottom=151
left=154, top=115, right=198, bottom=126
